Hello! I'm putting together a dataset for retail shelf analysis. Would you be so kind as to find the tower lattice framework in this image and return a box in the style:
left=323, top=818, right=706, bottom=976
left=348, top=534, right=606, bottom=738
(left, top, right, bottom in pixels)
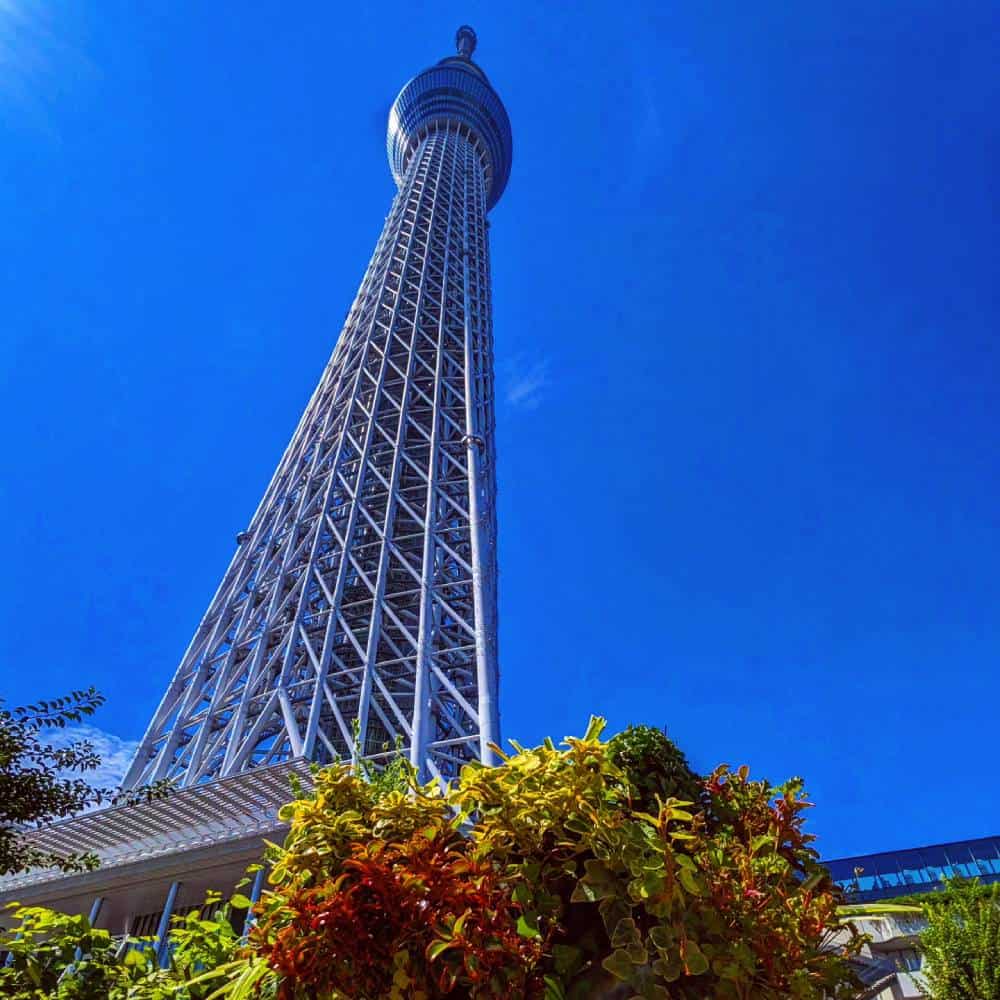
left=123, top=27, right=511, bottom=790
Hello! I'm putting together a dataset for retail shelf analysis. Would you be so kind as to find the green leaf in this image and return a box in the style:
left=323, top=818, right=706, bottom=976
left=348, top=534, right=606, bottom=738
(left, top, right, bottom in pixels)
left=229, top=893, right=252, bottom=910
left=583, top=715, right=607, bottom=741
left=427, top=938, right=456, bottom=961
left=522, top=861, right=542, bottom=882
left=800, top=871, right=824, bottom=893
left=516, top=913, right=541, bottom=939
left=602, top=948, right=635, bottom=982
left=553, top=943, right=582, bottom=976
left=612, top=916, right=642, bottom=949
left=665, top=807, right=694, bottom=821
left=649, top=925, right=673, bottom=952
left=544, top=974, right=567, bottom=1000
left=599, top=897, right=632, bottom=936
left=682, top=939, right=709, bottom=976
left=639, top=870, right=665, bottom=899
left=631, top=811, right=660, bottom=824
left=579, top=859, right=618, bottom=900
left=678, top=867, right=705, bottom=896
left=653, top=957, right=682, bottom=982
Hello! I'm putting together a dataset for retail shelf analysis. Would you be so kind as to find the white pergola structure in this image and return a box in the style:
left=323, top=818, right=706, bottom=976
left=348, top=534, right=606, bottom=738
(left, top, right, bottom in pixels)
left=0, top=761, right=311, bottom=953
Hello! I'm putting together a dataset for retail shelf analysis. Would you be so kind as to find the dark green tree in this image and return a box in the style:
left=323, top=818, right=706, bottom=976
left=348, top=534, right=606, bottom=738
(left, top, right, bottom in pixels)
left=606, top=723, right=703, bottom=813
left=0, top=687, right=164, bottom=877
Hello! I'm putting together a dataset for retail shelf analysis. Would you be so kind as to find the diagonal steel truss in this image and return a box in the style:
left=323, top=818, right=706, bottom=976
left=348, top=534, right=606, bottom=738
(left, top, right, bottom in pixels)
left=123, top=120, right=500, bottom=790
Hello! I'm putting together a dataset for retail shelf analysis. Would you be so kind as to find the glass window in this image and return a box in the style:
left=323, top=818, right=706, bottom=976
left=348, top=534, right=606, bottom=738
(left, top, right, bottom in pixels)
left=880, top=871, right=901, bottom=889
left=892, top=949, right=922, bottom=972
left=919, top=845, right=952, bottom=881
left=897, top=850, right=930, bottom=886
left=949, top=848, right=979, bottom=879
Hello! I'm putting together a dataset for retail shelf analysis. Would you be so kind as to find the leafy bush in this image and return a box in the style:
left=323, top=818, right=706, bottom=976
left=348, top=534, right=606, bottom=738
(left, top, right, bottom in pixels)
left=918, top=878, right=1000, bottom=999
left=1, top=718, right=859, bottom=999
left=0, top=894, right=242, bottom=999
left=225, top=717, right=857, bottom=999
left=0, top=904, right=165, bottom=999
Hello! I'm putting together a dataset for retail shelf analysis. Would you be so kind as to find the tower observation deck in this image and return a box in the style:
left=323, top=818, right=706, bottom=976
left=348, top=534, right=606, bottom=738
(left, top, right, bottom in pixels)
left=124, top=26, right=512, bottom=788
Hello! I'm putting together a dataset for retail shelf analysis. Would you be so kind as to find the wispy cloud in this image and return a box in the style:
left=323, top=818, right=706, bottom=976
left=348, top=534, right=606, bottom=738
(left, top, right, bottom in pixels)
left=47, top=724, right=139, bottom=790
left=0, top=1, right=96, bottom=134
left=503, top=355, right=551, bottom=410
left=621, top=44, right=707, bottom=196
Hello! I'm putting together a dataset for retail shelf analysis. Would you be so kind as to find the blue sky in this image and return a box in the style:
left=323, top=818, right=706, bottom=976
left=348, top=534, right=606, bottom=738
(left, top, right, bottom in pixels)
left=2, top=1, right=998, bottom=859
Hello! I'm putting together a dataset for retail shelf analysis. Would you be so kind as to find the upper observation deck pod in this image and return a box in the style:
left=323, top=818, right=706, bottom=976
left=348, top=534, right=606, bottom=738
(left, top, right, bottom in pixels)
left=387, top=26, right=513, bottom=210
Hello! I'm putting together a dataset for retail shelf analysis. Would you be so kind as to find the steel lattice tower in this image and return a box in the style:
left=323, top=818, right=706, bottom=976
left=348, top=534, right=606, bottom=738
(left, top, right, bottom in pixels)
left=123, top=27, right=511, bottom=790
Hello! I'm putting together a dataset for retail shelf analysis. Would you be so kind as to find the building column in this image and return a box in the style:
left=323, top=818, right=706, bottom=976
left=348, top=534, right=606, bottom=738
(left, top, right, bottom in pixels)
left=72, top=896, right=105, bottom=962
left=241, top=865, right=267, bottom=938
left=155, top=881, right=181, bottom=968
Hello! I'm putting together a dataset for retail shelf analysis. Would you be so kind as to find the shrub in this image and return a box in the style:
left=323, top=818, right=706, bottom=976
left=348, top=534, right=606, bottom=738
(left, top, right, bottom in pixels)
left=1, top=719, right=860, bottom=999
left=606, top=725, right=702, bottom=814
left=918, top=878, right=1000, bottom=999
left=0, top=893, right=242, bottom=1000
left=235, top=717, right=859, bottom=999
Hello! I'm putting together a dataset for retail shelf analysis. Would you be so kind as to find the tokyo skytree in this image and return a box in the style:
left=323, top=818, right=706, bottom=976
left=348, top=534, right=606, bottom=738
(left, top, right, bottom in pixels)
left=123, top=26, right=511, bottom=790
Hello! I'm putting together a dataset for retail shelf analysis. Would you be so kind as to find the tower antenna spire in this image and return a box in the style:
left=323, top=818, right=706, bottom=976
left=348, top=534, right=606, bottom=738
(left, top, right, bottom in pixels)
left=456, top=25, right=477, bottom=59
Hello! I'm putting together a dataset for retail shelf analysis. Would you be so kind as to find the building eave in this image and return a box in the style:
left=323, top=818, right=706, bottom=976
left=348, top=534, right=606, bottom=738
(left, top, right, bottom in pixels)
left=0, top=758, right=311, bottom=898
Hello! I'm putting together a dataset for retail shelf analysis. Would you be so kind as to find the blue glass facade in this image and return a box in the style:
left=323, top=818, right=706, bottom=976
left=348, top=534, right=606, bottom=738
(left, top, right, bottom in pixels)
left=827, top=835, right=1000, bottom=902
